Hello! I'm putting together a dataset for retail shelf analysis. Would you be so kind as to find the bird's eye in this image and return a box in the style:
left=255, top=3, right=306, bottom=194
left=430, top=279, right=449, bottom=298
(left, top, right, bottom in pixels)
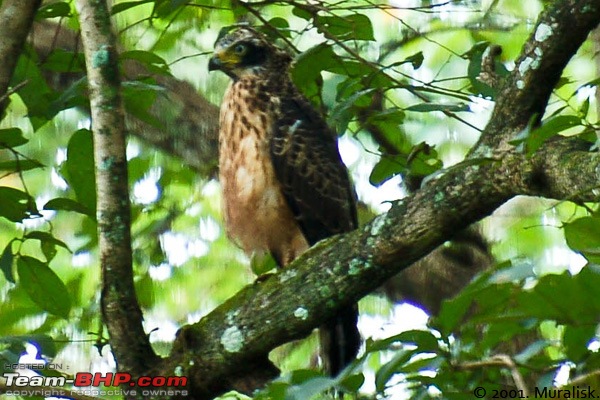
left=233, top=44, right=247, bottom=55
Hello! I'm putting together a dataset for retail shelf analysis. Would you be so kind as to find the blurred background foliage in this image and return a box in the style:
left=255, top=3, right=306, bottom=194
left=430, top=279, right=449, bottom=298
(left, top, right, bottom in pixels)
left=0, top=0, right=599, bottom=399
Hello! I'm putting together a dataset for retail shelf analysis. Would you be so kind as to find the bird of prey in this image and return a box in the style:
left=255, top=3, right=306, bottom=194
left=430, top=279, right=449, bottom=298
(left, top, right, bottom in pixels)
left=208, top=26, right=360, bottom=375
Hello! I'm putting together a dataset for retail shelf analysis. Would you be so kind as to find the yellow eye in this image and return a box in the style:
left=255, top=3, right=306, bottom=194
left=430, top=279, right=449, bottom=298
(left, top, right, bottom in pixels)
left=233, top=43, right=247, bottom=55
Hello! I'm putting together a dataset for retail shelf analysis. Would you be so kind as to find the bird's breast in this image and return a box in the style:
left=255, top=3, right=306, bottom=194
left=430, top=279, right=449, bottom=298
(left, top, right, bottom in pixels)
left=218, top=81, right=308, bottom=265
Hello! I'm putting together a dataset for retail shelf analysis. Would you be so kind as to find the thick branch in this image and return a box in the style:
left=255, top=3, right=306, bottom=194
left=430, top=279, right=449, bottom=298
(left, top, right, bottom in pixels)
left=474, top=0, right=600, bottom=151
left=161, top=137, right=600, bottom=399
left=75, top=0, right=158, bottom=376
left=530, top=139, right=600, bottom=200
left=0, top=0, right=41, bottom=116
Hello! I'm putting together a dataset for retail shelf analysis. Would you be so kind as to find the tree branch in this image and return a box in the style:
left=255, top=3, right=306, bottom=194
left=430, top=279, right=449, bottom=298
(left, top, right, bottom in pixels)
left=160, top=138, right=600, bottom=399
left=455, top=354, right=529, bottom=397
left=474, top=0, right=600, bottom=151
left=75, top=0, right=158, bottom=377
left=0, top=0, right=41, bottom=116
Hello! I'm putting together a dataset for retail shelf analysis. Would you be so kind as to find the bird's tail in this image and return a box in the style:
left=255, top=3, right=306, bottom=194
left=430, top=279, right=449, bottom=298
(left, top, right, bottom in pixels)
left=319, top=303, right=361, bottom=376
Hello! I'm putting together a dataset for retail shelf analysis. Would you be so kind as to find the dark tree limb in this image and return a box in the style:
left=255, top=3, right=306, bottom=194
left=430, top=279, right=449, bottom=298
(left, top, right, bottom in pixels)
left=474, top=0, right=600, bottom=151
left=75, top=0, right=159, bottom=377
left=0, top=0, right=41, bottom=116
left=123, top=67, right=220, bottom=177
left=161, top=138, right=600, bottom=399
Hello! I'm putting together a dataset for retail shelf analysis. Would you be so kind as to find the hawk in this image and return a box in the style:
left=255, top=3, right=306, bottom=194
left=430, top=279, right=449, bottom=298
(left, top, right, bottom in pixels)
left=208, top=27, right=360, bottom=375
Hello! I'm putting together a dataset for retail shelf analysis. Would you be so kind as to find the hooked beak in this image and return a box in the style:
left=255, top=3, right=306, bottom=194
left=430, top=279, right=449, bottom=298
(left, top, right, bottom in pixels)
left=208, top=55, right=222, bottom=72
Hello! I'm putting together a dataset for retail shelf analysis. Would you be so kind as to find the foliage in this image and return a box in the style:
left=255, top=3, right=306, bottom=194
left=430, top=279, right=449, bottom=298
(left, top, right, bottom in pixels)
left=0, top=0, right=599, bottom=399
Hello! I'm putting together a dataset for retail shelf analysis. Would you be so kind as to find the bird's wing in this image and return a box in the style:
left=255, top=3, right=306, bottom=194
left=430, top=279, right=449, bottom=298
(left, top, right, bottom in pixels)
left=270, top=92, right=357, bottom=245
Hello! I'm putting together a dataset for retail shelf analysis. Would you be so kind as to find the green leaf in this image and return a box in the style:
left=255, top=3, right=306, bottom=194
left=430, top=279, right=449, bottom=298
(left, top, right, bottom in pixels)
left=339, top=373, right=364, bottom=393
left=0, top=334, right=56, bottom=358
left=0, top=187, right=38, bottom=222
left=43, top=197, right=92, bottom=216
left=41, top=241, right=57, bottom=263
left=10, top=53, right=56, bottom=130
left=41, top=49, right=85, bottom=73
left=255, top=382, right=288, bottom=400
left=375, top=348, right=416, bottom=391
left=464, top=41, right=508, bottom=99
left=250, top=252, right=277, bottom=275
left=286, top=376, right=336, bottom=400
left=407, top=143, right=442, bottom=178
left=1, top=349, right=22, bottom=373
left=405, top=51, right=424, bottom=69
left=514, top=340, right=551, bottom=364
left=564, top=216, right=600, bottom=263
left=17, top=257, right=71, bottom=318
left=64, top=129, right=96, bottom=217
left=465, top=41, right=493, bottom=97
left=523, top=115, right=582, bottom=155
left=488, top=260, right=535, bottom=283
left=394, top=330, right=440, bottom=353
left=434, top=280, right=481, bottom=336
left=579, top=97, right=590, bottom=118
left=563, top=325, right=595, bottom=362
left=111, top=0, right=153, bottom=15
left=153, top=0, right=187, bottom=18
left=0, top=334, right=57, bottom=359
left=293, top=44, right=339, bottom=80
left=24, top=231, right=71, bottom=252
left=0, top=128, right=28, bottom=148
left=364, top=335, right=403, bottom=353
left=122, top=80, right=164, bottom=128
left=329, top=88, right=376, bottom=133
left=292, top=6, right=312, bottom=20
left=516, top=269, right=600, bottom=324
left=0, top=159, right=45, bottom=172
left=48, top=76, right=88, bottom=115
left=288, top=369, right=324, bottom=385
left=316, top=14, right=375, bottom=41
left=0, top=242, right=15, bottom=283
left=292, top=43, right=339, bottom=105
left=369, top=155, right=406, bottom=186
left=406, top=103, right=470, bottom=113
left=121, top=50, right=170, bottom=75
left=36, top=2, right=71, bottom=19
left=266, top=17, right=291, bottom=37
left=400, top=354, right=443, bottom=373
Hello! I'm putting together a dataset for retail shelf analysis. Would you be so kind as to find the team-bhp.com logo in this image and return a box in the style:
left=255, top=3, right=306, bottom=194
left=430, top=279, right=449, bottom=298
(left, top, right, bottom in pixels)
left=3, top=370, right=189, bottom=398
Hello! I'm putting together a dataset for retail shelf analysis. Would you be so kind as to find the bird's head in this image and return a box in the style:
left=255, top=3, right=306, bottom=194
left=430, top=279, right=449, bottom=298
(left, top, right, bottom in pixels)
left=208, top=26, right=292, bottom=80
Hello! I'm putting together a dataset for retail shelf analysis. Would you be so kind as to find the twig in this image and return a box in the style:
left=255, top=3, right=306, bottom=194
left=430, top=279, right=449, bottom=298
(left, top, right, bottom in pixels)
left=567, top=369, right=600, bottom=387
left=0, top=79, right=28, bottom=104
left=456, top=354, right=529, bottom=397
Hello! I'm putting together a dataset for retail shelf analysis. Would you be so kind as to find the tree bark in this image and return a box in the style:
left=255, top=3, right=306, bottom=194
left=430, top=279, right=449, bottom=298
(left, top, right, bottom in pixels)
left=75, top=0, right=159, bottom=379
left=0, top=0, right=41, bottom=116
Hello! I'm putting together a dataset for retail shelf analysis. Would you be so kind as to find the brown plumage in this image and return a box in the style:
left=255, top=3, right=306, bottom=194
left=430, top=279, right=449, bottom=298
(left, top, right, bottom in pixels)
left=209, top=26, right=360, bottom=375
